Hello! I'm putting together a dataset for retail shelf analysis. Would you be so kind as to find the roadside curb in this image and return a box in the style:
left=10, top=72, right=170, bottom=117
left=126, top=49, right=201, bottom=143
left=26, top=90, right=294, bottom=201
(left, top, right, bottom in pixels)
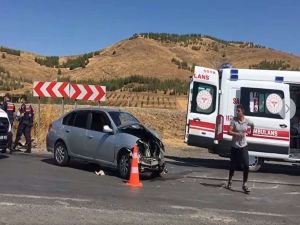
left=185, top=175, right=300, bottom=187
left=2, top=151, right=52, bottom=158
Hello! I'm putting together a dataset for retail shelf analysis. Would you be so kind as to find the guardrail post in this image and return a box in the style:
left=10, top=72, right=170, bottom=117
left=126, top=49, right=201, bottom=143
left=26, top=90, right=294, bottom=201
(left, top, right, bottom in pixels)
left=38, top=97, right=41, bottom=143
left=62, top=98, right=64, bottom=115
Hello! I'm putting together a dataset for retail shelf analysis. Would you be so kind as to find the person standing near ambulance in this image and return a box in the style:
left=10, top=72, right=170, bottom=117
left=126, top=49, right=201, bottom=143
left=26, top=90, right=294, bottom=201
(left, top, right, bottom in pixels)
left=227, top=104, right=254, bottom=193
left=2, top=94, right=15, bottom=153
left=13, top=95, right=34, bottom=153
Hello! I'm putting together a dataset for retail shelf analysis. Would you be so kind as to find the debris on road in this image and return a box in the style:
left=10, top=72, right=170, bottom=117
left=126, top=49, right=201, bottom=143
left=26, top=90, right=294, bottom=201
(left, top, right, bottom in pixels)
left=95, top=170, right=105, bottom=176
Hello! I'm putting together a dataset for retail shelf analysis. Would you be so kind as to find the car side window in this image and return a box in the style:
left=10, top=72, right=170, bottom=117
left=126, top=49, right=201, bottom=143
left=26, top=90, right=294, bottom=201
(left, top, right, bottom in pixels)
left=74, top=111, right=89, bottom=129
left=63, top=112, right=76, bottom=126
left=90, top=112, right=110, bottom=132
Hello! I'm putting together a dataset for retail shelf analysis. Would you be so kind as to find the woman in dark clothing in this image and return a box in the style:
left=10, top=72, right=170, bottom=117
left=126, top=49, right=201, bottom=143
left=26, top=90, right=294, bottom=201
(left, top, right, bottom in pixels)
left=227, top=104, right=254, bottom=193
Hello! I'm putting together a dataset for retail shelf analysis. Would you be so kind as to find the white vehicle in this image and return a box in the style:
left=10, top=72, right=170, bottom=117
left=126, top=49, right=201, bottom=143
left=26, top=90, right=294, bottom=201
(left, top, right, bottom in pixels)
left=185, top=65, right=300, bottom=171
left=0, top=109, right=11, bottom=152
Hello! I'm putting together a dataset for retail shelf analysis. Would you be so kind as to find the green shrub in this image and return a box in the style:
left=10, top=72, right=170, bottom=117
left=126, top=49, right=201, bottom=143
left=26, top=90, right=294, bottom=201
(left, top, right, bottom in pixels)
left=0, top=46, right=21, bottom=56
left=249, top=60, right=291, bottom=70
left=35, top=56, right=59, bottom=67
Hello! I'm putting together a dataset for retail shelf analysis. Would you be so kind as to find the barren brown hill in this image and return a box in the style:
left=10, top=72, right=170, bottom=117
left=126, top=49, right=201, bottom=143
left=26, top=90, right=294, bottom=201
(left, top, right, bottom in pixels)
left=1, top=34, right=300, bottom=85
left=0, top=51, right=57, bottom=81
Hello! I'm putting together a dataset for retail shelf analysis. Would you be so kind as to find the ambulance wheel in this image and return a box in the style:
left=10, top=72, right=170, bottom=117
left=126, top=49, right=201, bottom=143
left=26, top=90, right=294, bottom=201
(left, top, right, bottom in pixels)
left=249, top=156, right=264, bottom=172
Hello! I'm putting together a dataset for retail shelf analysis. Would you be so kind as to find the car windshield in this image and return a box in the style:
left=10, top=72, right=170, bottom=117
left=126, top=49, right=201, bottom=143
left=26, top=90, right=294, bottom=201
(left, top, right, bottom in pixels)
left=108, top=111, right=139, bottom=127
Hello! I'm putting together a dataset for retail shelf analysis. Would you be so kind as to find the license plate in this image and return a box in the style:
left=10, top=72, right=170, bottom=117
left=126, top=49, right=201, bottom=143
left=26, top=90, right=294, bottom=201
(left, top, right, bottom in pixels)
left=0, top=136, right=7, bottom=140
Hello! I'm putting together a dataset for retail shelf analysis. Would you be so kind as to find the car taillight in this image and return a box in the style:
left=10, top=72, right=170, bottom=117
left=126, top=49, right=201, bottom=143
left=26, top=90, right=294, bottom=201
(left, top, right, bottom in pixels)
left=216, top=115, right=224, bottom=140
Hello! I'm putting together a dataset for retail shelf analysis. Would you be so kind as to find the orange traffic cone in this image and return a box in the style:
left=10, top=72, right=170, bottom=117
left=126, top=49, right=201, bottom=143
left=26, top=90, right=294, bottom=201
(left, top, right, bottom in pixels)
left=126, top=144, right=143, bottom=188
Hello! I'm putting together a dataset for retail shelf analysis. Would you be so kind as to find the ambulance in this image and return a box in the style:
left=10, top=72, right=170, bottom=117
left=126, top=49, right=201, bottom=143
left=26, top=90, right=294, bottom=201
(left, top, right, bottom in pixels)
left=0, top=108, right=11, bottom=152
left=185, top=65, right=300, bottom=171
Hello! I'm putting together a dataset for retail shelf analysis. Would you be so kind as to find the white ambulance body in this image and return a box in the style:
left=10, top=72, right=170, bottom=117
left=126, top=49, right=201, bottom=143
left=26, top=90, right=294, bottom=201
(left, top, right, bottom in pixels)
left=185, top=66, right=300, bottom=171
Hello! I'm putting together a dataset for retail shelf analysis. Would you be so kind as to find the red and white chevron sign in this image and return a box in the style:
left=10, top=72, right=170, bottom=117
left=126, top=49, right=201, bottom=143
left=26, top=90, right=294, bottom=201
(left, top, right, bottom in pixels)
left=33, top=81, right=69, bottom=98
left=70, top=84, right=106, bottom=101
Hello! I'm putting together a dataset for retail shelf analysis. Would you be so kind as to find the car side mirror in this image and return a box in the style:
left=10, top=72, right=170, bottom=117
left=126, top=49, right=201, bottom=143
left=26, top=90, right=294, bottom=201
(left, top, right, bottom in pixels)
left=103, top=125, right=113, bottom=134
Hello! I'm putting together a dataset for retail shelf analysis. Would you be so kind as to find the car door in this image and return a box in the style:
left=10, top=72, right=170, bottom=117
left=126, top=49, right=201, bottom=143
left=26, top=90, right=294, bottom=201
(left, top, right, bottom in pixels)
left=68, top=110, right=89, bottom=158
left=61, top=112, right=77, bottom=154
left=85, top=111, right=116, bottom=163
left=185, top=66, right=219, bottom=149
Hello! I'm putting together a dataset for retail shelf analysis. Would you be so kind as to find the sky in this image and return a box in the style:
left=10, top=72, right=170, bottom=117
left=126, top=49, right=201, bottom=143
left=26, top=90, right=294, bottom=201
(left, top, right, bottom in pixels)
left=0, top=0, right=299, bottom=56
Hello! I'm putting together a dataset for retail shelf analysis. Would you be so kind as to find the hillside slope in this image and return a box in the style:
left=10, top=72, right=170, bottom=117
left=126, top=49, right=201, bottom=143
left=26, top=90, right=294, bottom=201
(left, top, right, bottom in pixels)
left=1, top=34, right=300, bottom=85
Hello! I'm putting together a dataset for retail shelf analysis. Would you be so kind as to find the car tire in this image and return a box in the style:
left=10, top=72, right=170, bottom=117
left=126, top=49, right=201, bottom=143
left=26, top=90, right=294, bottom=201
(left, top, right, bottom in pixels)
left=54, top=142, right=70, bottom=166
left=151, top=170, right=163, bottom=178
left=118, top=152, right=131, bottom=179
left=249, top=156, right=264, bottom=172
left=151, top=163, right=167, bottom=177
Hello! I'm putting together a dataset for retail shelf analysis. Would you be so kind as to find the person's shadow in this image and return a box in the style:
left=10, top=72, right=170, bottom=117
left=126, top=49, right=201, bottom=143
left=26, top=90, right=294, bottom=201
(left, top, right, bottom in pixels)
left=0, top=154, right=9, bottom=160
left=165, top=155, right=300, bottom=176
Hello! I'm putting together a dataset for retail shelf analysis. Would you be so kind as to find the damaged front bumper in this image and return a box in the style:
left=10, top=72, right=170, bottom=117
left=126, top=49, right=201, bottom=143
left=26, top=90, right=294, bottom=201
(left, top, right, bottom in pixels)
left=139, top=157, right=166, bottom=172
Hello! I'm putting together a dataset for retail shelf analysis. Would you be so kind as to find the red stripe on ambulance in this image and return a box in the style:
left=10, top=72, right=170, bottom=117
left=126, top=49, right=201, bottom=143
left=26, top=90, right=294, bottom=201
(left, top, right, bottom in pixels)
left=190, top=126, right=215, bottom=133
left=189, top=120, right=216, bottom=129
left=223, top=125, right=289, bottom=141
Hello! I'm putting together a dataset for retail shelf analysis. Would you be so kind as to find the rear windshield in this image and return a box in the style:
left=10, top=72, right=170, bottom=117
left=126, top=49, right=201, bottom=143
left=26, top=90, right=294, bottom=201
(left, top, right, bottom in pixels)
left=191, top=82, right=216, bottom=114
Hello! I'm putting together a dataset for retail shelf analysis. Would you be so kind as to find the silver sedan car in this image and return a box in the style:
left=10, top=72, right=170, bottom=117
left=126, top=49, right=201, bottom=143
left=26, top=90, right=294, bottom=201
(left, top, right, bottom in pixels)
left=46, top=108, right=166, bottom=179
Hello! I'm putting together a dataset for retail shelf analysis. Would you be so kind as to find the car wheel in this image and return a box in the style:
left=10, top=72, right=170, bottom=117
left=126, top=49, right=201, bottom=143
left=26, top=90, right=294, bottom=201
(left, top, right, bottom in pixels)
left=249, top=156, right=264, bottom=172
left=118, top=152, right=131, bottom=179
left=54, top=142, right=69, bottom=166
left=151, top=170, right=162, bottom=177
left=151, top=163, right=167, bottom=177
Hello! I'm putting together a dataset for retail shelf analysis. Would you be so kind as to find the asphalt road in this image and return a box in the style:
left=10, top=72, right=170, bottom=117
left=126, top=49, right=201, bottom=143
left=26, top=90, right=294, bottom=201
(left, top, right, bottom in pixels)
left=0, top=151, right=299, bottom=225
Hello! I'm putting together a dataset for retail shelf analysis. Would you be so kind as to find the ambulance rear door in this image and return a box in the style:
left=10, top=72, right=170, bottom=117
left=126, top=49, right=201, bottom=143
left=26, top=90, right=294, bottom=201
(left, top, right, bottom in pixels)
left=185, top=66, right=220, bottom=149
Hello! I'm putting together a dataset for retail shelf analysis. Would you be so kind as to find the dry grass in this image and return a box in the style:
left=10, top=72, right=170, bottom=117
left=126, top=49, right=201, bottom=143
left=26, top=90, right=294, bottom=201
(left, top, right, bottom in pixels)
left=32, top=104, right=63, bottom=144
left=0, top=52, right=57, bottom=81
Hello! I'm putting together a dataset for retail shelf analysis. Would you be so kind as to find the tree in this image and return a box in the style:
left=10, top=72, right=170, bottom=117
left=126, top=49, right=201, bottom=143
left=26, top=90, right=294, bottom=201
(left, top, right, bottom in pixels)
left=57, top=68, right=62, bottom=75
left=2, top=53, right=5, bottom=59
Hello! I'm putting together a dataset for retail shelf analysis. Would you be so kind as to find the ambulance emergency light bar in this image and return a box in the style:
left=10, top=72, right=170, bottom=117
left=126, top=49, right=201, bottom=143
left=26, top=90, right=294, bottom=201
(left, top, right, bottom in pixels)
left=230, top=69, right=239, bottom=80
left=275, top=76, right=284, bottom=82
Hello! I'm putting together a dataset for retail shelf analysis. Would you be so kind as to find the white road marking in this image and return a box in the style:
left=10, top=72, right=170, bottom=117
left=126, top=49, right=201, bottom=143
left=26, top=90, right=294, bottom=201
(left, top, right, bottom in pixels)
left=0, top=193, right=91, bottom=202
left=208, top=208, right=287, bottom=217
left=245, top=196, right=264, bottom=201
left=170, top=205, right=236, bottom=223
left=186, top=175, right=300, bottom=186
left=252, top=183, right=279, bottom=190
left=171, top=205, right=297, bottom=218
left=0, top=201, right=200, bottom=220
left=0, top=202, right=16, bottom=206
left=55, top=200, right=70, bottom=206
left=285, top=192, right=300, bottom=195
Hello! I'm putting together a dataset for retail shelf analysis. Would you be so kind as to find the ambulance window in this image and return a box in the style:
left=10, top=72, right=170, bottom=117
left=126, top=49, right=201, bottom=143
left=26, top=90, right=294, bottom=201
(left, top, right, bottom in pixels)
left=191, top=82, right=216, bottom=114
left=241, top=88, right=285, bottom=119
